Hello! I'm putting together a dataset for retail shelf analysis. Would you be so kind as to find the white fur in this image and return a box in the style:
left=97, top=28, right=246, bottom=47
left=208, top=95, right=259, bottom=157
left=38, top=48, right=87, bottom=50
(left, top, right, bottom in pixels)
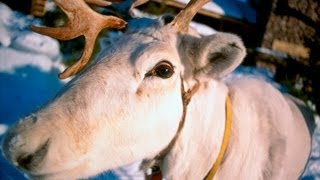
left=2, top=24, right=311, bottom=180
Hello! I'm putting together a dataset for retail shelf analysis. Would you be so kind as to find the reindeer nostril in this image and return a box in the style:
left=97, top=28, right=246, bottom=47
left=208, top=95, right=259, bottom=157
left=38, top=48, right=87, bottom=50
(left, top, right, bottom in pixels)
left=16, top=139, right=50, bottom=171
left=17, top=154, right=34, bottom=171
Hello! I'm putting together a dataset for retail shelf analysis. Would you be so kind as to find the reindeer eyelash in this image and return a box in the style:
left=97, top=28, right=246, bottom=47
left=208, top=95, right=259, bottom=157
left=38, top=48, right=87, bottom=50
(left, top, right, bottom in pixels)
left=145, top=60, right=175, bottom=79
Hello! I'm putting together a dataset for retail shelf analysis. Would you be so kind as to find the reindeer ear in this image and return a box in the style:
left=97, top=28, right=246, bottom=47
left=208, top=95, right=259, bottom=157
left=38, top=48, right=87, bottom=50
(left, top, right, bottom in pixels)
left=180, top=32, right=246, bottom=80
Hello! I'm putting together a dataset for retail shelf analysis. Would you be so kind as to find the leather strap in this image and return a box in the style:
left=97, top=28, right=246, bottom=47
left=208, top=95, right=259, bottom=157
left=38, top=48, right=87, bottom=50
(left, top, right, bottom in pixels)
left=146, top=81, right=232, bottom=180
left=205, top=96, right=232, bottom=179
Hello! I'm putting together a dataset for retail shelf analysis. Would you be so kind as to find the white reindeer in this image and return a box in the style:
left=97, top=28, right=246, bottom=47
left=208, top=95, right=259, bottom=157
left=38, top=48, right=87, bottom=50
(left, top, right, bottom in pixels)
left=2, top=0, right=311, bottom=179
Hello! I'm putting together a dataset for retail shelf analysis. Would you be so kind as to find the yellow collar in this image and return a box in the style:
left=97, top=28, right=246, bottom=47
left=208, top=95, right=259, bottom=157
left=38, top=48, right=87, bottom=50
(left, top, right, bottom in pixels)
left=205, top=96, right=232, bottom=180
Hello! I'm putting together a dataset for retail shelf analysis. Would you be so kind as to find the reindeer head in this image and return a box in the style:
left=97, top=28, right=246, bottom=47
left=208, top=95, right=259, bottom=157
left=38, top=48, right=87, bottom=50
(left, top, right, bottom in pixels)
left=2, top=0, right=245, bottom=179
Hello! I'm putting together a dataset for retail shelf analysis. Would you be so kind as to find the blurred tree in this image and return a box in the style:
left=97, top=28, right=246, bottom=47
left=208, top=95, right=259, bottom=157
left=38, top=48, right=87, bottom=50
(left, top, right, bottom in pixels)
left=259, top=0, right=319, bottom=113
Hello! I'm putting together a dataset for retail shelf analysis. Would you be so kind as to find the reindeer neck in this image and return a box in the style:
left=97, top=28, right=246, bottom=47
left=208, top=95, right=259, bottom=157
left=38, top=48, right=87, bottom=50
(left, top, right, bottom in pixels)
left=160, top=80, right=230, bottom=179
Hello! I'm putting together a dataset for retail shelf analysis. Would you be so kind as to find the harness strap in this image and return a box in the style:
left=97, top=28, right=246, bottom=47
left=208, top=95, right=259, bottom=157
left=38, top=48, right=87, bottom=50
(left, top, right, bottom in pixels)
left=205, top=96, right=232, bottom=180
left=154, top=78, right=200, bottom=162
left=146, top=81, right=232, bottom=180
left=142, top=78, right=200, bottom=175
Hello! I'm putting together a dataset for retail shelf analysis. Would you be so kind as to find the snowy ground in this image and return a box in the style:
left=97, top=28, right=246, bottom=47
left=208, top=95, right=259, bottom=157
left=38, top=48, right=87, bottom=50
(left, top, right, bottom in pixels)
left=0, top=1, right=319, bottom=179
left=176, top=0, right=256, bottom=23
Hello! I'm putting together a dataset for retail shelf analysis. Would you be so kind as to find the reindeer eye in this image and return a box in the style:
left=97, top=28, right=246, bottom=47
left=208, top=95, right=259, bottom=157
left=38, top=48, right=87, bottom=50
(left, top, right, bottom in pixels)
left=145, top=61, right=174, bottom=79
left=155, top=61, right=174, bottom=78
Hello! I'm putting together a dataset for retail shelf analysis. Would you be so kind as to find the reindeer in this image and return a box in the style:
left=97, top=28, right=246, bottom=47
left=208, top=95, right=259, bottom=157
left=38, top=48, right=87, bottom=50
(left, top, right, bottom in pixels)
left=2, top=0, right=311, bottom=179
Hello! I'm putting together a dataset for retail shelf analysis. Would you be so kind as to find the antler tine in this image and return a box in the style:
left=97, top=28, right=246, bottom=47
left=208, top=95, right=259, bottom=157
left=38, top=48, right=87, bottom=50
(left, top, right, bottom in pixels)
left=131, top=0, right=149, bottom=8
left=129, top=0, right=149, bottom=15
left=31, top=0, right=47, bottom=17
left=109, top=0, right=149, bottom=19
left=85, top=0, right=122, bottom=7
left=171, top=0, right=210, bottom=33
left=30, top=0, right=126, bottom=79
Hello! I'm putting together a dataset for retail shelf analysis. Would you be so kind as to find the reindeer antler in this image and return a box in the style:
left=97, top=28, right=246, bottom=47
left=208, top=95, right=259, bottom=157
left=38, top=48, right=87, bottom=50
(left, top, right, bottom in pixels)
left=171, top=0, right=210, bottom=33
left=85, top=0, right=116, bottom=6
left=30, top=0, right=126, bottom=79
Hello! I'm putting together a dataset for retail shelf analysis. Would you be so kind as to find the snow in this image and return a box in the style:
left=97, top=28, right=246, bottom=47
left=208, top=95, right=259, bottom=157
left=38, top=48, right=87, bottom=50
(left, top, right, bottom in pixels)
left=176, top=0, right=225, bottom=15
left=0, top=1, right=318, bottom=179
left=190, top=21, right=216, bottom=36
left=214, top=0, right=256, bottom=23
left=12, top=32, right=61, bottom=60
left=0, top=26, right=11, bottom=47
left=0, top=2, right=65, bottom=121
left=229, top=66, right=288, bottom=92
left=0, top=2, right=67, bottom=179
left=0, top=48, right=63, bottom=73
left=0, top=2, right=13, bottom=47
left=0, top=124, right=8, bottom=136
left=303, top=115, right=320, bottom=179
left=176, top=0, right=257, bottom=23
left=131, top=9, right=217, bottom=36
